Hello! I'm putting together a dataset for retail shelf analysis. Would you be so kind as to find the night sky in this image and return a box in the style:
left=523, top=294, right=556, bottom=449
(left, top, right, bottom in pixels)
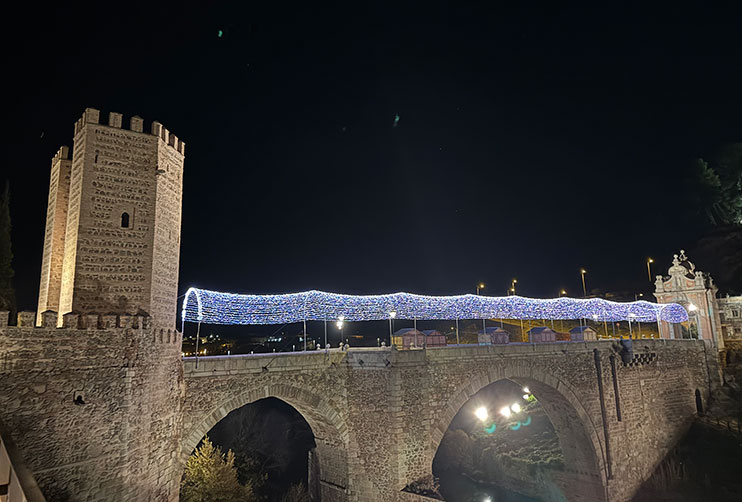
left=5, top=2, right=742, bottom=313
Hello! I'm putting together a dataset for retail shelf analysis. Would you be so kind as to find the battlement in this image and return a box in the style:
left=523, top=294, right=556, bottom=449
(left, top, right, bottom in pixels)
left=3, top=310, right=151, bottom=329
left=73, top=107, right=185, bottom=155
left=1, top=311, right=183, bottom=348
left=52, top=145, right=70, bottom=163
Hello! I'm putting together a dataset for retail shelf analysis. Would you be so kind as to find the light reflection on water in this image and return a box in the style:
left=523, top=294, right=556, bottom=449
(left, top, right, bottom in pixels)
left=437, top=470, right=543, bottom=502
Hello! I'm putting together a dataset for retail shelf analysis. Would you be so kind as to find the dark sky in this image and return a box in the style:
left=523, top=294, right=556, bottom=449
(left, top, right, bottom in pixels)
left=4, top=2, right=742, bottom=311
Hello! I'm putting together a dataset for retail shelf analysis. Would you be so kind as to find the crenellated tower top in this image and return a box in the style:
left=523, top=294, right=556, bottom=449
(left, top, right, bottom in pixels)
left=38, top=108, right=186, bottom=328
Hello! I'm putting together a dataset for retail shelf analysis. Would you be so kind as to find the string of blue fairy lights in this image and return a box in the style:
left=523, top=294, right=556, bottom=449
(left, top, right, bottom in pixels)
left=181, top=287, right=689, bottom=325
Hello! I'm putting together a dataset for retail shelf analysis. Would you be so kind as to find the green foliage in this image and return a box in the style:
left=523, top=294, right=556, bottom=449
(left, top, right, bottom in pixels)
left=181, top=436, right=256, bottom=502
left=693, top=143, right=742, bottom=227
left=279, top=484, right=311, bottom=502
left=0, top=181, right=15, bottom=313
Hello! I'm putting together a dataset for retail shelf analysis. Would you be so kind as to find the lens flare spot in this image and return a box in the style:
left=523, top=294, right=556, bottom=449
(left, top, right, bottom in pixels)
left=522, top=415, right=532, bottom=426
left=484, top=423, right=497, bottom=434
left=474, top=406, right=488, bottom=421
left=510, top=421, right=522, bottom=431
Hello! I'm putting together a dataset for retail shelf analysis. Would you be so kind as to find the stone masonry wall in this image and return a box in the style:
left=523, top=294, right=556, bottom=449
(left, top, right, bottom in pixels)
left=37, top=146, right=72, bottom=325
left=0, top=311, right=183, bottom=501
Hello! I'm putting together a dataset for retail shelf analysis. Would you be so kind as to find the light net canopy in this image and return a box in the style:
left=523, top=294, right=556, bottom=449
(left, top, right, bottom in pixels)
left=182, top=288, right=689, bottom=325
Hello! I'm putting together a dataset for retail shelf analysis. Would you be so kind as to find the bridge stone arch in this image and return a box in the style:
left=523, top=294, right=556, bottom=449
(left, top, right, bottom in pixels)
left=428, top=360, right=608, bottom=502
left=181, top=378, right=351, bottom=499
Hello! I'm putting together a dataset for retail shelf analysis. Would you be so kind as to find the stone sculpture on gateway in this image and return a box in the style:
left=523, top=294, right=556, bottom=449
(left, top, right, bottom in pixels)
left=36, top=108, right=185, bottom=328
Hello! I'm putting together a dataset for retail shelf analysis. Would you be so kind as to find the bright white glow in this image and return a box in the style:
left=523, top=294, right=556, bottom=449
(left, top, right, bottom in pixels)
left=523, top=394, right=530, bottom=400
left=511, top=403, right=522, bottom=413
left=522, top=387, right=530, bottom=393
left=499, top=406, right=512, bottom=418
left=474, top=406, right=488, bottom=422
left=336, top=321, right=344, bottom=329
left=338, top=315, right=345, bottom=321
left=389, top=311, right=397, bottom=318
left=688, top=303, right=697, bottom=312
left=182, top=288, right=691, bottom=325
left=484, top=498, right=492, bottom=502
left=592, top=314, right=598, bottom=320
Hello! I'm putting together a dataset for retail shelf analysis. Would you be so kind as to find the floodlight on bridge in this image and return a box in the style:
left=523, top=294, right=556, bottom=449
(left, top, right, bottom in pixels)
left=474, top=406, right=488, bottom=422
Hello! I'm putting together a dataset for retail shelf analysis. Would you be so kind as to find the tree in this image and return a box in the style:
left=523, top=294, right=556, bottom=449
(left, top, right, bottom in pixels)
left=181, top=436, right=256, bottom=502
left=693, top=144, right=742, bottom=227
left=279, top=484, right=311, bottom=502
left=0, top=181, right=15, bottom=314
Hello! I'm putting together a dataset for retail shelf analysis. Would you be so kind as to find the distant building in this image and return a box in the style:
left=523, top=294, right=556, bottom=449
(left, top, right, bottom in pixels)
left=527, top=326, right=557, bottom=343
left=569, top=326, right=598, bottom=342
left=392, top=328, right=447, bottom=349
left=653, top=250, right=736, bottom=352
left=477, top=326, right=510, bottom=345
left=718, top=295, right=742, bottom=340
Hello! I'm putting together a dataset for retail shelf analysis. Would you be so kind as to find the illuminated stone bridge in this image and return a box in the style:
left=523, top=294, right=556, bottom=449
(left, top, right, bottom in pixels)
left=181, top=338, right=716, bottom=502
left=0, top=311, right=719, bottom=502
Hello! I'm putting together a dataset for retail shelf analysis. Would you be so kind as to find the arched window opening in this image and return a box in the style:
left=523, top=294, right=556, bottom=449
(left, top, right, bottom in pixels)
left=121, top=212, right=130, bottom=228
left=695, top=389, right=704, bottom=415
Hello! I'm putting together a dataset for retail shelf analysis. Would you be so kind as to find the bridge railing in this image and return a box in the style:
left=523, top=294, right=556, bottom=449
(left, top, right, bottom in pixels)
left=698, top=416, right=742, bottom=435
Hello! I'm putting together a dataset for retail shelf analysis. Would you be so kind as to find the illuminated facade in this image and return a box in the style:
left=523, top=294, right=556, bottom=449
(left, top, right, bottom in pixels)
left=653, top=250, right=739, bottom=351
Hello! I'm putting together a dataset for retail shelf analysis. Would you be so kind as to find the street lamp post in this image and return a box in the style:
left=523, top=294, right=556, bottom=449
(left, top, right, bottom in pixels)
left=647, top=258, right=654, bottom=282
left=336, top=316, right=344, bottom=348
left=511, top=279, right=517, bottom=296
left=559, top=289, right=567, bottom=331
left=476, top=283, right=485, bottom=295
left=388, top=311, right=396, bottom=346
left=580, top=269, right=587, bottom=297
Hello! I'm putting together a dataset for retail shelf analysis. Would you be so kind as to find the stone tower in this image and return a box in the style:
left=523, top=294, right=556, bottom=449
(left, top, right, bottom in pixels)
left=37, top=108, right=185, bottom=328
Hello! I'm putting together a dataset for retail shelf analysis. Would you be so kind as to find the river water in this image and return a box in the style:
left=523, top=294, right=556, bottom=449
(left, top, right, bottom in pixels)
left=437, top=470, right=543, bottom=502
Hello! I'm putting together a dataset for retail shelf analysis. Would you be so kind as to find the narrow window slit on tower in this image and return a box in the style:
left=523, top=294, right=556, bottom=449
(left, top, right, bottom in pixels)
left=121, top=212, right=130, bottom=228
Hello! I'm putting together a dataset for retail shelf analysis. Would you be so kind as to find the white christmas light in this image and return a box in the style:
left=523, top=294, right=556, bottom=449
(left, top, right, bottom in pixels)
left=181, top=287, right=690, bottom=326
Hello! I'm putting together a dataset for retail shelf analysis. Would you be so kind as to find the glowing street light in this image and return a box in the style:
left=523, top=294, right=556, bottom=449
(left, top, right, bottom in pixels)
left=687, top=304, right=700, bottom=338
left=499, top=406, right=512, bottom=418
left=559, top=289, right=567, bottom=297
left=476, top=283, right=485, bottom=295
left=647, top=258, right=654, bottom=282
left=580, top=269, right=587, bottom=297
left=522, top=387, right=530, bottom=394
left=511, top=403, right=522, bottom=413
left=474, top=406, right=489, bottom=422
left=336, top=316, right=344, bottom=346
left=511, top=279, right=517, bottom=296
